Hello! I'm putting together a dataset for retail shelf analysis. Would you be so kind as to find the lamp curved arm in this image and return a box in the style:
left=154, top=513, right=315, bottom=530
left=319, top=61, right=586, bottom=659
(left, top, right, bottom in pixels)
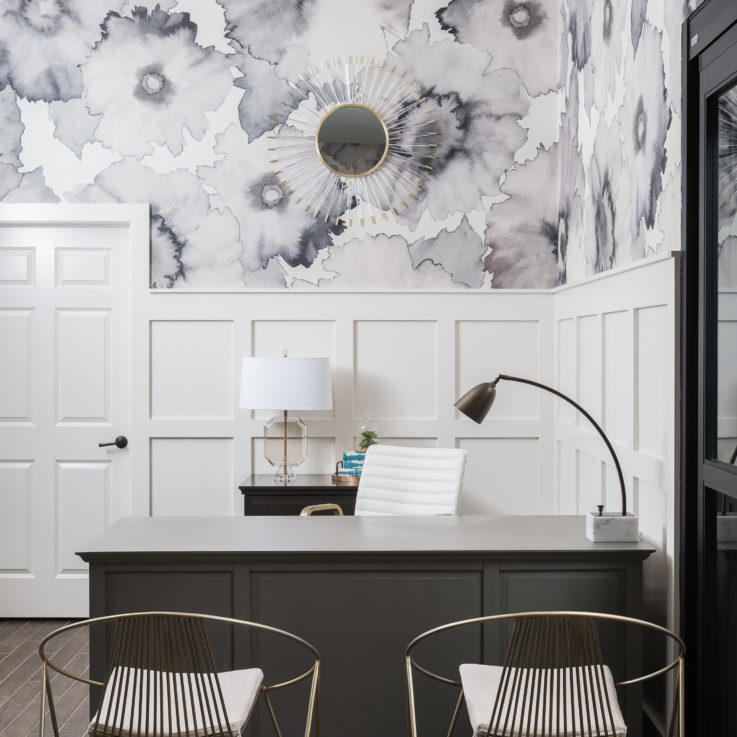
left=497, top=374, right=627, bottom=517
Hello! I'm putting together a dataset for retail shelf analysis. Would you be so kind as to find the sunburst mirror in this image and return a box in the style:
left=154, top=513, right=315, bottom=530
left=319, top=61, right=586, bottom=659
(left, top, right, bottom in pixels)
left=268, top=57, right=438, bottom=226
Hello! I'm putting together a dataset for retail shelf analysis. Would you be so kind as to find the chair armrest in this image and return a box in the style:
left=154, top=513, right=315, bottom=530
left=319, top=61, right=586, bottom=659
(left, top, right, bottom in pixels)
left=300, top=503, right=344, bottom=516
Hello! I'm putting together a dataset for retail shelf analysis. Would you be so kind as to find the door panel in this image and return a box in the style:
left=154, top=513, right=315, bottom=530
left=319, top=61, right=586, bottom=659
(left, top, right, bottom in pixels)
left=0, top=217, right=139, bottom=616
left=701, top=41, right=737, bottom=737
left=684, top=7, right=737, bottom=733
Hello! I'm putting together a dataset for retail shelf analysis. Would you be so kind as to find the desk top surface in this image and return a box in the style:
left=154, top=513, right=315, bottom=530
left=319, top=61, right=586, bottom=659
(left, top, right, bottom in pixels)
left=78, top=515, right=654, bottom=561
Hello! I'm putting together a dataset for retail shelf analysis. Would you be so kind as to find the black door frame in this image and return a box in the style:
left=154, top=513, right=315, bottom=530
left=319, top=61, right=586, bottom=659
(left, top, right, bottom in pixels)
left=682, top=2, right=737, bottom=734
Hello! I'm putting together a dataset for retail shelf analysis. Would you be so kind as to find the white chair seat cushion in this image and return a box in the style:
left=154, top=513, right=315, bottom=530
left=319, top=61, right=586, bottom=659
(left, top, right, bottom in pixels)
left=88, top=666, right=263, bottom=737
left=460, top=663, right=627, bottom=737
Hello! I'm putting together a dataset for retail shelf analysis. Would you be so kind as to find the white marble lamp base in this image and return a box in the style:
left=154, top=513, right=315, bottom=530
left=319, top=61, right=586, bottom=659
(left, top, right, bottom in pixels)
left=586, top=512, right=639, bottom=543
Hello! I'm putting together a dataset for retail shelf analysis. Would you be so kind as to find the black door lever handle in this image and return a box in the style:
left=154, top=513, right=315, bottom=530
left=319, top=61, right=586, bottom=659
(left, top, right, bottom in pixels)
left=99, top=436, right=128, bottom=449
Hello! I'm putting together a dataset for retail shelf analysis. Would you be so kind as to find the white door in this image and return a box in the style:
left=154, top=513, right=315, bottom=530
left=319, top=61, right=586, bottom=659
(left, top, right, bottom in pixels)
left=0, top=204, right=148, bottom=617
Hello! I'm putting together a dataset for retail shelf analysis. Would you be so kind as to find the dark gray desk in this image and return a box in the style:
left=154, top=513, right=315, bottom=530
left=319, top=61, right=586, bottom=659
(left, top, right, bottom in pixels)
left=79, top=516, right=653, bottom=737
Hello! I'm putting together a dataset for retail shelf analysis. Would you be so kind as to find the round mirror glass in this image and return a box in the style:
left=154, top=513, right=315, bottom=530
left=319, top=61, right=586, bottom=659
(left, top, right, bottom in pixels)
left=316, top=104, right=389, bottom=177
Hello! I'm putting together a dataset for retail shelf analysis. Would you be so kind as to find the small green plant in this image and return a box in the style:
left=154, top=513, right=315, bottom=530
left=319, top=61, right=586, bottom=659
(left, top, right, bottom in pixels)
left=358, top=430, right=378, bottom=451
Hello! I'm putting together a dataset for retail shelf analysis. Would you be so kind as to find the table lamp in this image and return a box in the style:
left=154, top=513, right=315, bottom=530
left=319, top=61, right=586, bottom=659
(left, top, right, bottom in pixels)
left=455, top=373, right=639, bottom=542
left=240, top=353, right=333, bottom=483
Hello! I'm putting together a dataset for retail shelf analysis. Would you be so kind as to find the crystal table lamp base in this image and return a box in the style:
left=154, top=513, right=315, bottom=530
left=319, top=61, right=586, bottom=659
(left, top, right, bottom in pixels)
left=274, top=460, right=295, bottom=484
left=264, top=414, right=307, bottom=484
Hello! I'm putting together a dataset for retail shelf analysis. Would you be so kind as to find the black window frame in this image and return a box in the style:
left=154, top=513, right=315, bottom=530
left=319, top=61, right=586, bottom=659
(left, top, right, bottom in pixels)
left=683, top=2, right=737, bottom=734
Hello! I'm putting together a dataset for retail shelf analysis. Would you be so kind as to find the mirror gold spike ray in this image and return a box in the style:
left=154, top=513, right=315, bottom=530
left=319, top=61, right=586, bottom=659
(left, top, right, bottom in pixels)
left=270, top=57, right=437, bottom=226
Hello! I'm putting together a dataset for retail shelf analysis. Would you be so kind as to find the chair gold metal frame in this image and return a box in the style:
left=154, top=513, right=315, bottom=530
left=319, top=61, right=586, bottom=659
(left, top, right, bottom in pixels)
left=38, top=611, right=320, bottom=737
left=406, top=611, right=685, bottom=737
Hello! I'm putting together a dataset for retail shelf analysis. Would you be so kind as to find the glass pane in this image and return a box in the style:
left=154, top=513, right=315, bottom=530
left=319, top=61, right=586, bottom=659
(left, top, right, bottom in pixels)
left=712, top=491, right=737, bottom=733
left=715, top=86, right=737, bottom=462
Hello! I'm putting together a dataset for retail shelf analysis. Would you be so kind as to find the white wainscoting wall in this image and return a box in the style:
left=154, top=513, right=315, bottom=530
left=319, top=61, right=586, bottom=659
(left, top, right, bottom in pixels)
left=134, top=290, right=557, bottom=518
left=553, top=254, right=680, bottom=728
left=137, top=255, right=679, bottom=544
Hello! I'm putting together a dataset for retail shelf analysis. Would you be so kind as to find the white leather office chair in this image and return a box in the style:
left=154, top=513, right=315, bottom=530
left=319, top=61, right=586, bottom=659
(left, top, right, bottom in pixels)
left=301, top=444, right=467, bottom=516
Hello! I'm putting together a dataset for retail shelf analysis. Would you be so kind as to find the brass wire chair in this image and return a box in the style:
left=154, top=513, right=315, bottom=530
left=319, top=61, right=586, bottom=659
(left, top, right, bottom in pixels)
left=406, top=611, right=685, bottom=737
left=38, top=611, right=320, bottom=737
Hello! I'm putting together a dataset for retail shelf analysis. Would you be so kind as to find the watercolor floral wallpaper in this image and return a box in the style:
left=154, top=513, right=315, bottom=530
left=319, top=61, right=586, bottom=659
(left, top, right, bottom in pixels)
left=0, top=0, right=562, bottom=289
left=558, top=0, right=703, bottom=283
left=0, top=0, right=709, bottom=288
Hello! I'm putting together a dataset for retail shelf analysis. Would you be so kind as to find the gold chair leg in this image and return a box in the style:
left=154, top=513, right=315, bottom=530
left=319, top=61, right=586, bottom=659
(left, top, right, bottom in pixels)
left=41, top=663, right=61, bottom=737
left=39, top=663, right=46, bottom=737
left=446, top=689, right=465, bottom=737
left=263, top=689, right=284, bottom=737
left=406, top=655, right=418, bottom=737
left=304, top=661, right=320, bottom=737
left=315, top=675, right=321, bottom=737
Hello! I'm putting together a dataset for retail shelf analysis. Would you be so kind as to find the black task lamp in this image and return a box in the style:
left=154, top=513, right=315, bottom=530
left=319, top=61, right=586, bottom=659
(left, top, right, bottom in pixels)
left=455, top=374, right=639, bottom=542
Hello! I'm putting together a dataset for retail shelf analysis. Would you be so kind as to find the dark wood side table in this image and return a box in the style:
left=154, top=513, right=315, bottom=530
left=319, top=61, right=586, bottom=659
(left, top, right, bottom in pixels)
left=238, top=474, right=357, bottom=515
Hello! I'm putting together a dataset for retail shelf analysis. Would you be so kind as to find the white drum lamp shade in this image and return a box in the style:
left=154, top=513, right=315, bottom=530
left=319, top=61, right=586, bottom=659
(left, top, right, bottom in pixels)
left=240, top=356, right=332, bottom=483
left=239, top=357, right=333, bottom=411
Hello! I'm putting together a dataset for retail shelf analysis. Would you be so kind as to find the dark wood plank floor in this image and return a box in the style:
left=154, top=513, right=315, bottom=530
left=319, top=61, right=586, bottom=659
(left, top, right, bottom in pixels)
left=0, top=620, right=88, bottom=737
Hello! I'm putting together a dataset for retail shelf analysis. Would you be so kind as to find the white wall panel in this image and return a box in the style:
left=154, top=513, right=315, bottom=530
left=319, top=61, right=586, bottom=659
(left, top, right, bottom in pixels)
left=0, top=462, right=31, bottom=571
left=380, top=437, right=437, bottom=447
left=56, top=461, right=109, bottom=573
left=458, top=437, right=539, bottom=514
left=0, top=248, right=34, bottom=284
left=456, top=321, right=539, bottom=419
left=151, top=320, right=234, bottom=420
left=638, top=477, right=666, bottom=547
left=636, top=305, right=669, bottom=459
left=578, top=452, right=602, bottom=513
left=354, top=320, right=437, bottom=420
left=252, top=320, right=335, bottom=359
left=252, top=320, right=335, bottom=421
left=603, top=311, right=630, bottom=446
left=557, top=318, right=577, bottom=425
left=0, top=309, right=32, bottom=421
left=151, top=438, right=234, bottom=516
left=56, top=248, right=110, bottom=286
left=252, top=436, right=336, bottom=475
left=578, top=314, right=601, bottom=428
left=56, top=309, right=109, bottom=423
left=604, top=463, right=627, bottom=519
left=557, top=441, right=577, bottom=514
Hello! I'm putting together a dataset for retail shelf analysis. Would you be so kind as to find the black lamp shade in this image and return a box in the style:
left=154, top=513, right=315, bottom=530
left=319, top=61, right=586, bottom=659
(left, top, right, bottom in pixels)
left=454, top=382, right=496, bottom=424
